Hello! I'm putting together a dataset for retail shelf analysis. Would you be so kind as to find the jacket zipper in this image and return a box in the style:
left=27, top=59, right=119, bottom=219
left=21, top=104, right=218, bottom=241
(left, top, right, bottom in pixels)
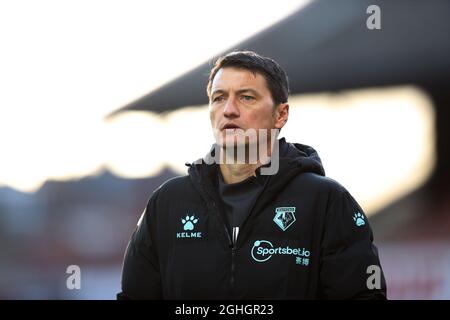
left=231, top=246, right=236, bottom=287
left=211, top=200, right=236, bottom=290
left=230, top=227, right=240, bottom=288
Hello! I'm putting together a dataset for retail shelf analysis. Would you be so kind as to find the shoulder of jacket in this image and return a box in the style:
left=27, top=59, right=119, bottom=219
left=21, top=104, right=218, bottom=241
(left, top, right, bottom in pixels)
left=290, top=172, right=346, bottom=192
left=154, top=175, right=191, bottom=195
left=145, top=175, right=193, bottom=210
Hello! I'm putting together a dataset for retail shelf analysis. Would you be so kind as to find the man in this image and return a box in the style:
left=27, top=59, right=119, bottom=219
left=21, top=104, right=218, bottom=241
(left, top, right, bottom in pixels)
left=118, top=51, right=386, bottom=299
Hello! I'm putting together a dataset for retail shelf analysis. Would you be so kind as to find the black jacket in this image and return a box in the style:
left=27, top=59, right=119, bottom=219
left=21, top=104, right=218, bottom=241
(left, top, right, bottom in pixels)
left=119, top=138, right=386, bottom=299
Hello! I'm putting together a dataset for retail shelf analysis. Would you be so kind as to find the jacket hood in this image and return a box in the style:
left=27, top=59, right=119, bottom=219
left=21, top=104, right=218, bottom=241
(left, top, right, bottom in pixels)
left=278, top=137, right=325, bottom=177
left=187, top=137, right=324, bottom=175
left=186, top=138, right=325, bottom=206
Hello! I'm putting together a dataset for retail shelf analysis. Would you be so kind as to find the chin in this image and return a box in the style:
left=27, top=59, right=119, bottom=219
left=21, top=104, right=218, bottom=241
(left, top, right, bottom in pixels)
left=221, top=135, right=260, bottom=150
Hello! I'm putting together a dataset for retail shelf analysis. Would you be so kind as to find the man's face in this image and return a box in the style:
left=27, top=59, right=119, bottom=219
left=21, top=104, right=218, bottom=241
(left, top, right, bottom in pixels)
left=209, top=67, right=287, bottom=149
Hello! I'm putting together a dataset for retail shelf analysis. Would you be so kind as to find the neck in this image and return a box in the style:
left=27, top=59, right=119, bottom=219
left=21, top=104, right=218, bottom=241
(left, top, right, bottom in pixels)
left=219, top=162, right=260, bottom=184
left=218, top=141, right=273, bottom=184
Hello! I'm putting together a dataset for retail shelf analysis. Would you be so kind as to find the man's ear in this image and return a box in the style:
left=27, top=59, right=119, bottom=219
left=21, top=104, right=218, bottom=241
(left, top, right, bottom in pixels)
left=274, top=103, right=289, bottom=129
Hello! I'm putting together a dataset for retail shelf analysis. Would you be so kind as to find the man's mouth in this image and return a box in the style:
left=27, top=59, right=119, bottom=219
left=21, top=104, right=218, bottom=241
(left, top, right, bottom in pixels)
left=221, top=123, right=241, bottom=131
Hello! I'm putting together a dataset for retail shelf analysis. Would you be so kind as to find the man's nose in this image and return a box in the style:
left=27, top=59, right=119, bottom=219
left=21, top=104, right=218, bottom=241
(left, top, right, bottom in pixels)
left=223, top=96, right=240, bottom=118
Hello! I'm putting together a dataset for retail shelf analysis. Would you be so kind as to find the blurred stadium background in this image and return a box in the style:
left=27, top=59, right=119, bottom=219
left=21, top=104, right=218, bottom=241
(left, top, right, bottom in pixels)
left=0, top=0, right=449, bottom=299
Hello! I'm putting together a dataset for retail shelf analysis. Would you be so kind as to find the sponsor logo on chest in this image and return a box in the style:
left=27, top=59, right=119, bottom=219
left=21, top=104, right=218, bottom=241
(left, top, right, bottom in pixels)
left=176, top=214, right=202, bottom=238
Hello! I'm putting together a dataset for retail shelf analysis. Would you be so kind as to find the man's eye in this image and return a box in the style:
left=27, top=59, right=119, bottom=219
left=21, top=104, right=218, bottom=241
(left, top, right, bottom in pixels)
left=213, top=96, right=224, bottom=102
left=242, top=95, right=255, bottom=101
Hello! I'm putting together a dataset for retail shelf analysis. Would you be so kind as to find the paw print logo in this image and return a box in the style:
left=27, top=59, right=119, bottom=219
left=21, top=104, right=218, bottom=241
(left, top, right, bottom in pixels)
left=182, top=215, right=198, bottom=231
left=353, top=212, right=366, bottom=227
